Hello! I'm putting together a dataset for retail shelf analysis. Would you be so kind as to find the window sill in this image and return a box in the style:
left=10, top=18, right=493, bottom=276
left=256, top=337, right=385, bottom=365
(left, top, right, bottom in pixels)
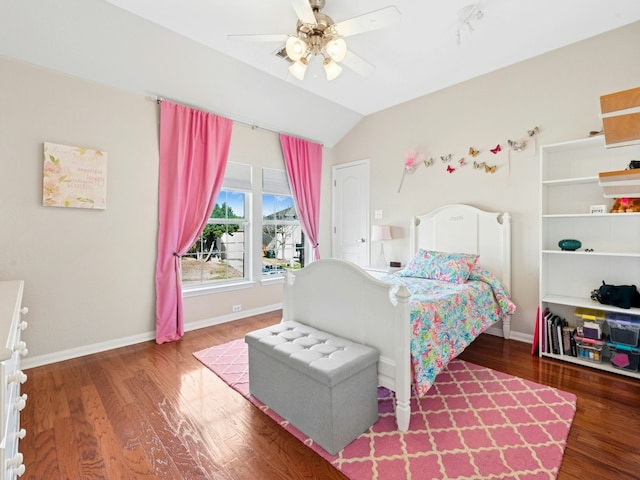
left=182, top=280, right=257, bottom=298
left=260, top=275, right=286, bottom=286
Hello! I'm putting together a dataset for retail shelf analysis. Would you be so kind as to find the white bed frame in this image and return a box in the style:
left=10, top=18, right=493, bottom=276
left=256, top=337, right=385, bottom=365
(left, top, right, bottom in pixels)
left=282, top=204, right=512, bottom=431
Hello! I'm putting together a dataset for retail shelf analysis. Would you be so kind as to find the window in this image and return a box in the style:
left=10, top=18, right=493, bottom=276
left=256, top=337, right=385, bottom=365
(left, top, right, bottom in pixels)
left=262, top=168, right=304, bottom=277
left=182, top=163, right=251, bottom=289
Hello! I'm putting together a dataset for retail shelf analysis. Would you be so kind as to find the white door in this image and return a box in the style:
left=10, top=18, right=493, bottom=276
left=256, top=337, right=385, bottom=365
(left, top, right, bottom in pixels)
left=332, top=160, right=370, bottom=265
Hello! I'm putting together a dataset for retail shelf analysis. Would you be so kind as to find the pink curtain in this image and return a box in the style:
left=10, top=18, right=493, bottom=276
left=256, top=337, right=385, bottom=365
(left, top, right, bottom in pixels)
left=280, top=134, right=323, bottom=262
left=155, top=101, right=233, bottom=343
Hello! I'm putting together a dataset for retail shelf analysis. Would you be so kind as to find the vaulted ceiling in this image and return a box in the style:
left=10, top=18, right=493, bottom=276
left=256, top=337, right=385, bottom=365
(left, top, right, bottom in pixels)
left=2, top=0, right=640, bottom=147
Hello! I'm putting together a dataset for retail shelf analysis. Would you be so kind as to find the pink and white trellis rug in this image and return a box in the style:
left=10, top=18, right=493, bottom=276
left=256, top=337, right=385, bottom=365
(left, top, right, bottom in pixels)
left=194, top=339, right=576, bottom=480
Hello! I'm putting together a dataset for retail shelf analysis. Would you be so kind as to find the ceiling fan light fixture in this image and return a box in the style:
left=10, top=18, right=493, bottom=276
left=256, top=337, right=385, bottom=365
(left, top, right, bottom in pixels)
left=285, top=35, right=308, bottom=61
left=229, top=0, right=396, bottom=81
left=289, top=57, right=309, bottom=80
left=325, top=37, right=347, bottom=62
left=323, top=57, right=342, bottom=80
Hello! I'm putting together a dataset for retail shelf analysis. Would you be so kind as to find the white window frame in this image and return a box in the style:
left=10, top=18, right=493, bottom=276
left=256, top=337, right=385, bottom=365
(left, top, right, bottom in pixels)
left=261, top=168, right=305, bottom=281
left=182, top=163, right=254, bottom=296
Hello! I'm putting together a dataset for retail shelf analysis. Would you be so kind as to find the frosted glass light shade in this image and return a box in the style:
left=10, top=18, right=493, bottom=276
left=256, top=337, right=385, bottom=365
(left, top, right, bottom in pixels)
left=323, top=58, right=342, bottom=81
left=285, top=36, right=308, bottom=61
left=326, top=37, right=347, bottom=62
left=289, top=58, right=308, bottom=80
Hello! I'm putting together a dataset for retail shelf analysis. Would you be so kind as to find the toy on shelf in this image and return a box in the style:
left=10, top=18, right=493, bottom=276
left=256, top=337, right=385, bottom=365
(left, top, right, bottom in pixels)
left=610, top=197, right=640, bottom=213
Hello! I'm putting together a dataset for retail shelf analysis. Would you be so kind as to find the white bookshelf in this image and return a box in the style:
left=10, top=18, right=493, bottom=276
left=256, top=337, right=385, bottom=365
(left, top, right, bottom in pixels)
left=539, top=136, right=640, bottom=378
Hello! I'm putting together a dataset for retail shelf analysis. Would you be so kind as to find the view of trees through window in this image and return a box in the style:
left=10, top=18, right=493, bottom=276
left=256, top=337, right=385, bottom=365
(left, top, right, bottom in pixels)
left=181, top=170, right=306, bottom=288
left=182, top=190, right=246, bottom=286
left=262, top=194, right=304, bottom=276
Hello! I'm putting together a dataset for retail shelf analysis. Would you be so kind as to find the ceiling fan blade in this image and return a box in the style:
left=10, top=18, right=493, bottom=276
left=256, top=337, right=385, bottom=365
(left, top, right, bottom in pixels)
left=227, top=33, right=288, bottom=43
left=290, top=0, right=317, bottom=25
left=334, top=6, right=401, bottom=37
left=341, top=50, right=375, bottom=77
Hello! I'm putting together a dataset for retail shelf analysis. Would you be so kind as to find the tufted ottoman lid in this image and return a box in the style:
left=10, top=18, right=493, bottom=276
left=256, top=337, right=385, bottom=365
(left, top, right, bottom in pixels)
left=245, top=321, right=379, bottom=387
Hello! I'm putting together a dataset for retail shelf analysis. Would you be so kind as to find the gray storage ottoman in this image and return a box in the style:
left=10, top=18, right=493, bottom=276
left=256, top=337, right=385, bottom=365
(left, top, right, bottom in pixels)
left=245, top=320, right=379, bottom=454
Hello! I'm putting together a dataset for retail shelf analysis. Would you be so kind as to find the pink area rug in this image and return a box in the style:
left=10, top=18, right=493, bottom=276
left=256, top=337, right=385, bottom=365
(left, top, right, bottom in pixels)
left=194, top=339, right=576, bottom=480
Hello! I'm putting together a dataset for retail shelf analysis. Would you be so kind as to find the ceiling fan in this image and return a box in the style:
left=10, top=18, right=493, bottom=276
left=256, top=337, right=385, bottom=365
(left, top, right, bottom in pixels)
left=228, top=0, right=401, bottom=81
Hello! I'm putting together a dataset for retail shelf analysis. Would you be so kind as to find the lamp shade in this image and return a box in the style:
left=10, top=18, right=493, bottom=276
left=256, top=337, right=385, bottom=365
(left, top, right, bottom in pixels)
left=323, top=58, right=342, bottom=81
left=326, top=37, right=347, bottom=62
left=289, top=58, right=308, bottom=80
left=371, top=224, right=392, bottom=241
left=285, top=36, right=308, bottom=61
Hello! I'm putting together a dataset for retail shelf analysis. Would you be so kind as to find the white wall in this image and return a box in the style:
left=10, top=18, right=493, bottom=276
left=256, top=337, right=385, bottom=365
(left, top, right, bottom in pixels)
left=3, top=21, right=638, bottom=366
left=0, top=59, right=160, bottom=366
left=0, top=56, right=333, bottom=367
left=332, top=21, right=640, bottom=340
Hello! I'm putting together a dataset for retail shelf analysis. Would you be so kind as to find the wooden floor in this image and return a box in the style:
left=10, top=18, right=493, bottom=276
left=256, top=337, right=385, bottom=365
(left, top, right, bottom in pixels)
left=21, top=311, right=640, bottom=480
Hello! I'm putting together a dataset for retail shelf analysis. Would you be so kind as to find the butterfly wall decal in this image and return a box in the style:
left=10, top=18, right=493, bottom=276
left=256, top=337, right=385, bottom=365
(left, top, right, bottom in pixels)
left=446, top=165, right=455, bottom=173
left=508, top=139, right=527, bottom=151
left=468, top=147, right=479, bottom=157
left=473, top=161, right=486, bottom=169
left=490, top=144, right=501, bottom=154
left=528, top=126, right=540, bottom=137
left=424, top=157, right=434, bottom=167
left=485, top=164, right=496, bottom=173
left=440, top=154, right=452, bottom=163
left=458, top=157, right=466, bottom=166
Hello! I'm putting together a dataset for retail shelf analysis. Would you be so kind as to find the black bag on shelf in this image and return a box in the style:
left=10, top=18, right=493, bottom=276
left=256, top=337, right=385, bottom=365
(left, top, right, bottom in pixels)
left=590, top=281, right=640, bottom=309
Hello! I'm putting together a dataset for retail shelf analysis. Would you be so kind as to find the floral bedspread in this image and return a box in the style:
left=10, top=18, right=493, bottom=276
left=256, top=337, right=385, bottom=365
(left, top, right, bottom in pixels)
left=383, top=267, right=516, bottom=397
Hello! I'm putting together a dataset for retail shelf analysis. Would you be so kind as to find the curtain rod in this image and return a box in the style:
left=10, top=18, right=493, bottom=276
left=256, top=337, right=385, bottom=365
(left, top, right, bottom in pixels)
left=148, top=95, right=323, bottom=146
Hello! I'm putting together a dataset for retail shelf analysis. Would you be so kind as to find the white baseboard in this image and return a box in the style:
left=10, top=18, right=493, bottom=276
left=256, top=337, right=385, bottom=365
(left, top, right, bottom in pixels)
left=23, top=304, right=534, bottom=370
left=507, top=331, right=534, bottom=345
left=182, top=303, right=282, bottom=332
left=485, top=325, right=534, bottom=345
left=21, top=331, right=156, bottom=370
left=22, top=303, right=283, bottom=370
left=485, top=326, right=503, bottom=337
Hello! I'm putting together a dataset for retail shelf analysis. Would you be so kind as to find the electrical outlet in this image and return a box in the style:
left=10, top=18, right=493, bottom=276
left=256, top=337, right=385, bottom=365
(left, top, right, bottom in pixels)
left=232, top=305, right=241, bottom=312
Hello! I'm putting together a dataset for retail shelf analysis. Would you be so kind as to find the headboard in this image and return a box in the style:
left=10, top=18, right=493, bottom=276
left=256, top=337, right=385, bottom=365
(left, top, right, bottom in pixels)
left=410, top=204, right=512, bottom=291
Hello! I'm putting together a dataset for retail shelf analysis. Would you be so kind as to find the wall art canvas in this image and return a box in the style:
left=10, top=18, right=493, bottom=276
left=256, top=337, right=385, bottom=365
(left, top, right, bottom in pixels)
left=43, top=142, right=107, bottom=209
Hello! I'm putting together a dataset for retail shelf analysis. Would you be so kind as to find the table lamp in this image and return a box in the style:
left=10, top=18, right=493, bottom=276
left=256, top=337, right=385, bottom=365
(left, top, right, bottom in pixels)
left=371, top=225, right=392, bottom=268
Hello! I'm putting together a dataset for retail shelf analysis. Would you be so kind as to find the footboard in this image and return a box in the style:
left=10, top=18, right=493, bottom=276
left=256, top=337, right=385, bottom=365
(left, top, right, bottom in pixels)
left=283, top=259, right=412, bottom=431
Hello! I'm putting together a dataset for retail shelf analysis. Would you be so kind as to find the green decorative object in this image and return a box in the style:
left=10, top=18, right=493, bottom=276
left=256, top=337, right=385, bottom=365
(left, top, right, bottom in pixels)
left=559, top=239, right=581, bottom=251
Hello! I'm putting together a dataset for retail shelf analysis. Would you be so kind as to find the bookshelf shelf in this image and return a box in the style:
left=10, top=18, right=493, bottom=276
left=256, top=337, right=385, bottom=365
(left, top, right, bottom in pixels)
left=598, top=168, right=640, bottom=198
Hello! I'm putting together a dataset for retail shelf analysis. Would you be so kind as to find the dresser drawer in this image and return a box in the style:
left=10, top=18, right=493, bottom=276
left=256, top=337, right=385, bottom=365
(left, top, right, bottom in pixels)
left=0, top=348, right=27, bottom=440
left=0, top=281, right=27, bottom=480
left=0, top=399, right=25, bottom=479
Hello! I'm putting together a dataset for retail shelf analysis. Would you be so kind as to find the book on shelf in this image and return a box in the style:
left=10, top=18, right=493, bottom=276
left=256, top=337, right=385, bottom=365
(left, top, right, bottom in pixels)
left=555, top=317, right=564, bottom=355
left=544, top=310, right=554, bottom=354
left=543, top=310, right=576, bottom=356
left=550, top=315, right=565, bottom=355
left=563, top=326, right=577, bottom=357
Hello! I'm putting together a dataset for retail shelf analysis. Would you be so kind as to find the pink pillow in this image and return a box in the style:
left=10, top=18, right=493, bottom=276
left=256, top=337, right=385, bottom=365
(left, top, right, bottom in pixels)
left=399, top=249, right=479, bottom=284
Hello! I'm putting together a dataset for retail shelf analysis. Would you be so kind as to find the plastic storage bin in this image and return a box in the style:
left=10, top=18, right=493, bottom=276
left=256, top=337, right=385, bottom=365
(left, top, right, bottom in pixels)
left=574, top=307, right=606, bottom=321
left=608, top=342, right=640, bottom=372
left=575, top=337, right=605, bottom=363
left=574, top=307, right=606, bottom=340
left=606, top=313, right=640, bottom=347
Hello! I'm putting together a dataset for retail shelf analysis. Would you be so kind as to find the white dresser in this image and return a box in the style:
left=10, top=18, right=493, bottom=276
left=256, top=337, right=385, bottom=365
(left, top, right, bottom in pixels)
left=0, top=281, right=28, bottom=479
